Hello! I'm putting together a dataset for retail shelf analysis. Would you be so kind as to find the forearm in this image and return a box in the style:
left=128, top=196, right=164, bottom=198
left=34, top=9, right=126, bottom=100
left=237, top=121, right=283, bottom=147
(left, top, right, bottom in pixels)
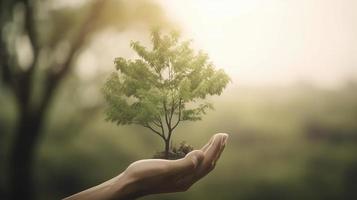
left=63, top=173, right=136, bottom=200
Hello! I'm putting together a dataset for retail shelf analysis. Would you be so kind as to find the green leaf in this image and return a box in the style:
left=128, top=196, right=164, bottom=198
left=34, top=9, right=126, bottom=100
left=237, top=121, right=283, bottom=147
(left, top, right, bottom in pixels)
left=103, top=29, right=230, bottom=138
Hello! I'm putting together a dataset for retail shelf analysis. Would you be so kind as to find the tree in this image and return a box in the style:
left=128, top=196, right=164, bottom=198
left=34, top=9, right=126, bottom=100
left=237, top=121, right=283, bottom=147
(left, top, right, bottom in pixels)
left=0, top=0, right=167, bottom=199
left=103, top=30, right=230, bottom=159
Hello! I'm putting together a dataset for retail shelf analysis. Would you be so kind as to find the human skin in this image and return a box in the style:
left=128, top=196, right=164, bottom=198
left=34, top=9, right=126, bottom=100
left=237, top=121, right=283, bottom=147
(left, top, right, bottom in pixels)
left=63, top=133, right=229, bottom=200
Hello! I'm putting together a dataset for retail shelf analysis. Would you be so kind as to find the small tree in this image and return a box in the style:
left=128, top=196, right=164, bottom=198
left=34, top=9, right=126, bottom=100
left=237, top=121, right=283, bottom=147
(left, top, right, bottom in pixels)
left=103, top=30, right=230, bottom=159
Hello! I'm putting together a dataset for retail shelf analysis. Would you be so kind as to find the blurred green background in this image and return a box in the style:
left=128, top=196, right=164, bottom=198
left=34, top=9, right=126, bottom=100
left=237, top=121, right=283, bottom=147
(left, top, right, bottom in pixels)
left=2, top=82, right=357, bottom=200
left=1, top=0, right=357, bottom=200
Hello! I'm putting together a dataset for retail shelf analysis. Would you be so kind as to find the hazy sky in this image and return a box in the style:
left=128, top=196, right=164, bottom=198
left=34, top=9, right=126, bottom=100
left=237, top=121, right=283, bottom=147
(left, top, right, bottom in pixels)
left=157, top=0, right=357, bottom=87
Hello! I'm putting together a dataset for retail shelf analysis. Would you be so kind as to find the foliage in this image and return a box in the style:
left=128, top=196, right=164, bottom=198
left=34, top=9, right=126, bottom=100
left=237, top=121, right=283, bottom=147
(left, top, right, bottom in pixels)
left=103, top=29, right=230, bottom=156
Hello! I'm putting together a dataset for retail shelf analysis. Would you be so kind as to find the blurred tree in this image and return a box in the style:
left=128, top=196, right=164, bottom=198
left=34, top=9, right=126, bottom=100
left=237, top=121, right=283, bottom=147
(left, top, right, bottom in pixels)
left=0, top=0, right=167, bottom=199
left=103, top=30, right=230, bottom=159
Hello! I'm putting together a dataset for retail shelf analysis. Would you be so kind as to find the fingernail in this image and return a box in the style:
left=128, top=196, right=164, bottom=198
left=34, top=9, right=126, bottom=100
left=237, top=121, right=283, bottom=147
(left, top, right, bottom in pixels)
left=222, top=134, right=229, bottom=146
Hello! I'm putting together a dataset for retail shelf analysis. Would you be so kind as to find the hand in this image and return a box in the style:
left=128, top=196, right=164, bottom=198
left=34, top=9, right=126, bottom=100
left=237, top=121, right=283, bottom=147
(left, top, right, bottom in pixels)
left=121, top=133, right=229, bottom=198
left=64, top=133, right=229, bottom=200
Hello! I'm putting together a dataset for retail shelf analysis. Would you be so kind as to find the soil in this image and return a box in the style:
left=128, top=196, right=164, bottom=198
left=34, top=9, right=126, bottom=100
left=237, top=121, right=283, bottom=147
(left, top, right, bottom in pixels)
left=153, top=141, right=194, bottom=160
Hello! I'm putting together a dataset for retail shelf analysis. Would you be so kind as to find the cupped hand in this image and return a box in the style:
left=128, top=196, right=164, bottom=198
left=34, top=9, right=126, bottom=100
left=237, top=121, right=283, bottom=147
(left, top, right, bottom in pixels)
left=122, top=133, right=229, bottom=198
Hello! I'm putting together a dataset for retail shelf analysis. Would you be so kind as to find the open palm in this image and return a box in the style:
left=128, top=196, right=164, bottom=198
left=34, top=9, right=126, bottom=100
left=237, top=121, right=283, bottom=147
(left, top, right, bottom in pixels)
left=64, top=133, right=228, bottom=200
left=123, top=133, right=229, bottom=197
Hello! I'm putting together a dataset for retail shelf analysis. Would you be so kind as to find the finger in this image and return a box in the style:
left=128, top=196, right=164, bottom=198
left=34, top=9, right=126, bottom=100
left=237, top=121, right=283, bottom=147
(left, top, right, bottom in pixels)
left=172, top=150, right=205, bottom=187
left=168, top=150, right=204, bottom=176
left=178, top=134, right=228, bottom=185
left=205, top=133, right=226, bottom=162
left=211, top=142, right=225, bottom=168
left=195, top=134, right=223, bottom=178
left=213, top=134, right=229, bottom=166
left=177, top=134, right=229, bottom=188
left=201, top=134, right=216, bottom=152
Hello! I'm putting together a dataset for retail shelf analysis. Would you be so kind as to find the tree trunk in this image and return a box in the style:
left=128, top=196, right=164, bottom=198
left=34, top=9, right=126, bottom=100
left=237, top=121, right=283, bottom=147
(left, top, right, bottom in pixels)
left=164, top=139, right=170, bottom=159
left=9, top=111, right=44, bottom=200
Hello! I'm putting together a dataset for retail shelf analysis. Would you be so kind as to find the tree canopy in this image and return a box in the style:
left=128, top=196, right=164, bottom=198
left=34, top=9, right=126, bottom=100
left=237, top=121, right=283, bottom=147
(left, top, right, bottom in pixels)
left=103, top=29, right=230, bottom=150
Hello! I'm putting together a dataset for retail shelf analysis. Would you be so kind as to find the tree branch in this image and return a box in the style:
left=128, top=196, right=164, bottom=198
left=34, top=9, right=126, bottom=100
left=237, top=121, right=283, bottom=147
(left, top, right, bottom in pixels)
left=153, top=120, right=162, bottom=128
left=158, top=118, right=166, bottom=138
left=171, top=98, right=182, bottom=131
left=163, top=100, right=171, bottom=130
left=6, top=0, right=41, bottom=111
left=51, top=0, right=105, bottom=80
left=0, top=38, right=13, bottom=86
left=0, top=0, right=13, bottom=85
left=40, top=0, right=105, bottom=110
left=169, top=98, right=175, bottom=127
left=23, top=0, right=39, bottom=65
left=144, top=123, right=165, bottom=140
left=152, top=119, right=166, bottom=138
